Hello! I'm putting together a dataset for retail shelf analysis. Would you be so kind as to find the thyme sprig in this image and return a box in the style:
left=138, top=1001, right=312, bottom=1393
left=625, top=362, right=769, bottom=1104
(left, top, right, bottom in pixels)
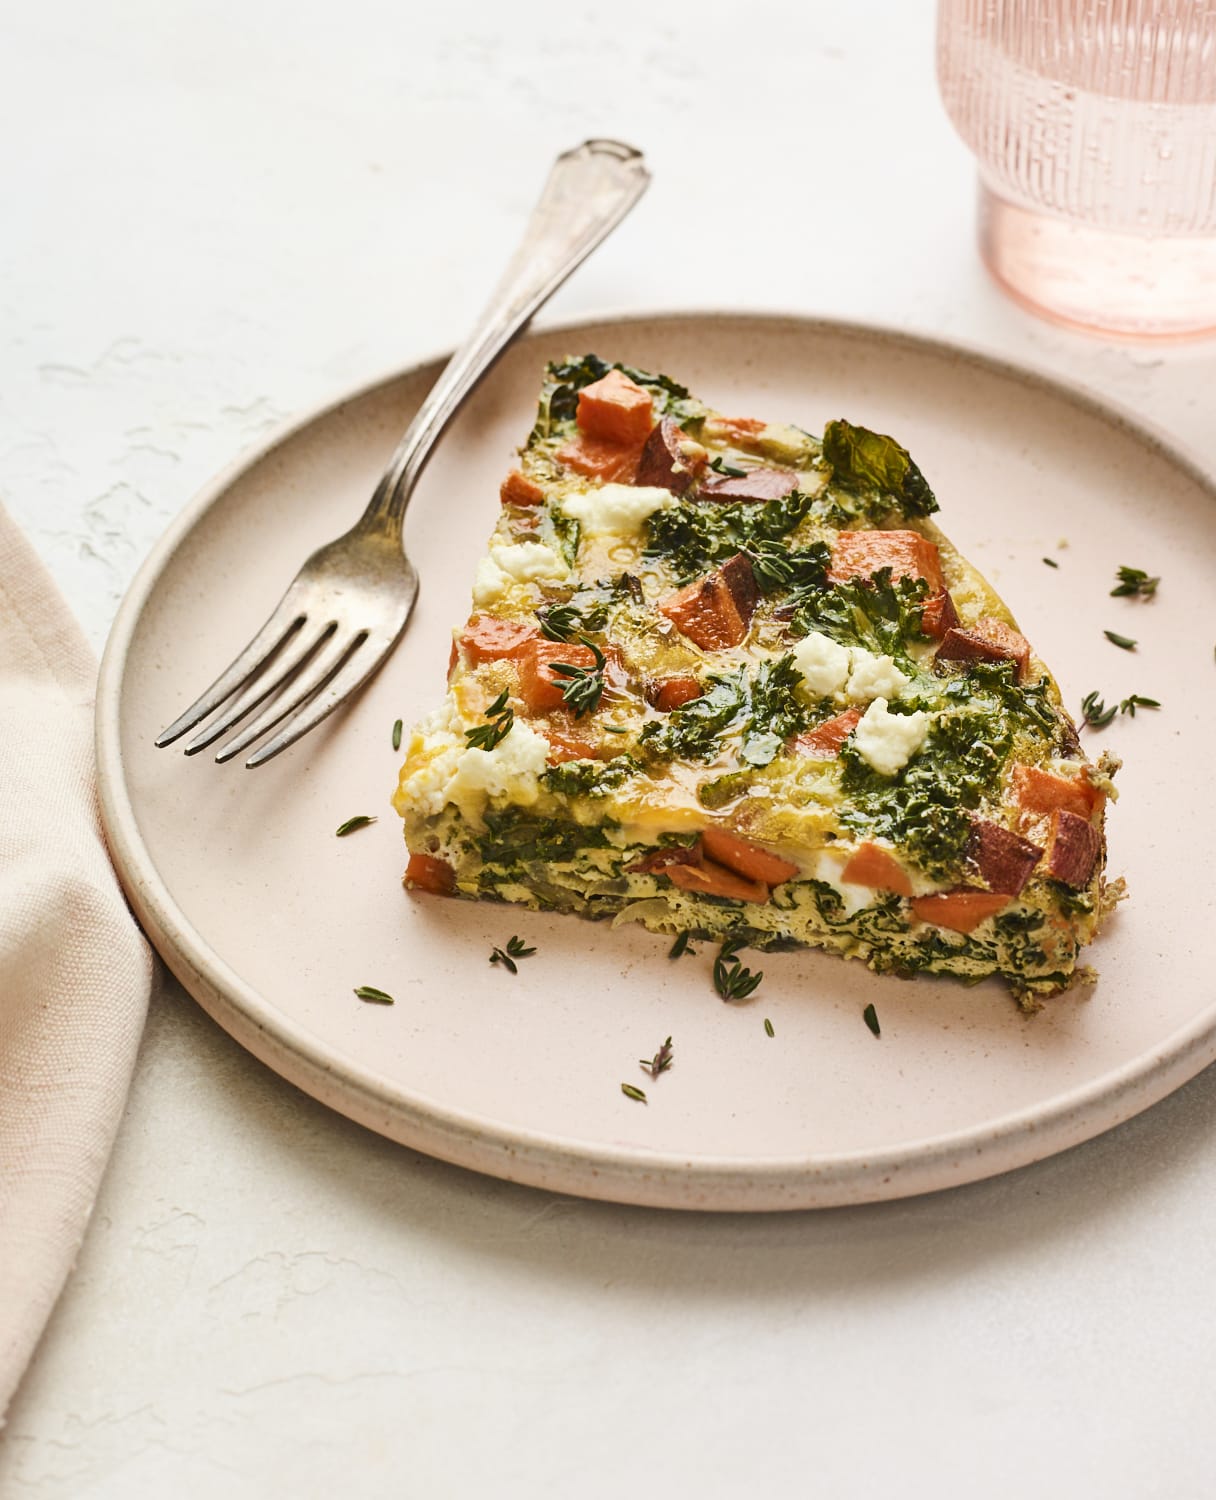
left=1081, top=690, right=1161, bottom=730
left=465, top=689, right=514, bottom=751
left=708, top=455, right=747, bottom=477
left=537, top=603, right=583, bottom=643
left=550, top=636, right=607, bottom=718
left=1111, top=565, right=1159, bottom=599
left=489, top=934, right=536, bottom=975
left=713, top=938, right=764, bottom=1001
left=640, top=1036, right=674, bottom=1079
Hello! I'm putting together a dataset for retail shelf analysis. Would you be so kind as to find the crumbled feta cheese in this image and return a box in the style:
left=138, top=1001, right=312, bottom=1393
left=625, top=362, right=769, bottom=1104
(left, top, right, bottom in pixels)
left=853, top=698, right=930, bottom=776
left=561, top=483, right=675, bottom=536
left=791, top=630, right=851, bottom=698
left=445, top=719, right=550, bottom=809
left=471, top=541, right=568, bottom=605
left=845, top=648, right=910, bottom=704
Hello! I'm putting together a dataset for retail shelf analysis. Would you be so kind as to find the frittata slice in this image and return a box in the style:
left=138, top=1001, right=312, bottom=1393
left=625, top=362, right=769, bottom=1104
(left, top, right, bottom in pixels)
left=394, top=356, right=1120, bottom=1006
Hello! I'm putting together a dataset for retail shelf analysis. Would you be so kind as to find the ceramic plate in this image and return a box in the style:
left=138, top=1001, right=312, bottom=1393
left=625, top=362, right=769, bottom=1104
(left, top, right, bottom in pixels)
left=97, top=313, right=1216, bottom=1211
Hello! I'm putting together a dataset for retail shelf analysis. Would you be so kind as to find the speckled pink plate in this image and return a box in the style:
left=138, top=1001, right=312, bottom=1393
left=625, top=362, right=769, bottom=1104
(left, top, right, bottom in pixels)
left=96, top=313, right=1216, bottom=1210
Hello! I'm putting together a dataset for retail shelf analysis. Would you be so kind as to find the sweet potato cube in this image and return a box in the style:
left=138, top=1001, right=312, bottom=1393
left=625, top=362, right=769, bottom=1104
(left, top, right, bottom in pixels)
left=635, top=416, right=707, bottom=494
left=936, top=617, right=1031, bottom=680
left=700, top=827, right=799, bottom=887
left=659, top=553, right=759, bottom=650
left=646, top=675, right=704, bottom=712
left=663, top=860, right=770, bottom=904
left=1012, top=764, right=1103, bottom=821
left=517, top=639, right=599, bottom=713
left=499, top=469, right=546, bottom=506
left=1045, top=809, right=1101, bottom=888
left=841, top=841, right=914, bottom=897
left=921, top=589, right=960, bottom=640
left=828, top=530, right=945, bottom=593
left=790, top=708, right=863, bottom=758
left=556, top=433, right=642, bottom=483
left=405, top=852, right=456, bottom=895
left=966, top=818, right=1043, bottom=895
left=457, top=614, right=539, bottom=665
left=576, top=369, right=654, bottom=447
left=910, top=889, right=1012, bottom=934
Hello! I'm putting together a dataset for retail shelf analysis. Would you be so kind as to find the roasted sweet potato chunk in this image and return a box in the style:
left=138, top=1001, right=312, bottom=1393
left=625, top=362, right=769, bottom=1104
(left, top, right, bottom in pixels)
left=910, top=889, right=1012, bottom=934
left=457, top=614, right=539, bottom=665
left=576, top=369, right=654, bottom=447
left=698, top=467, right=799, bottom=503
left=700, top=827, right=799, bottom=887
left=1012, top=764, right=1103, bottom=821
left=936, top=617, right=1031, bottom=680
left=659, top=552, right=759, bottom=650
left=635, top=417, right=707, bottom=494
left=966, top=818, right=1043, bottom=895
left=663, top=860, right=769, bottom=904
left=405, top=852, right=456, bottom=895
left=499, top=469, right=545, bottom=506
left=841, top=841, right=914, bottom=897
left=1045, top=809, right=1101, bottom=888
left=556, top=433, right=642, bottom=483
left=645, top=675, right=704, bottom=712
left=790, top=708, right=863, bottom=758
left=921, top=589, right=960, bottom=640
left=828, top=530, right=945, bottom=593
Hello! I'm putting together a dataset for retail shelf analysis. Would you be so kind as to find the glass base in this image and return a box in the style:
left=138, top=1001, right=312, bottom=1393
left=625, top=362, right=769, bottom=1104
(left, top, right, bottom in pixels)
left=978, top=183, right=1216, bottom=341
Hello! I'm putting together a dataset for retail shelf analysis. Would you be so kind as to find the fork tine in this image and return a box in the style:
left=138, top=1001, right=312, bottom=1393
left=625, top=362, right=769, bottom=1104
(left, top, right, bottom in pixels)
left=181, top=621, right=337, bottom=755
left=212, top=630, right=369, bottom=764
left=243, top=635, right=400, bottom=768
left=155, top=611, right=305, bottom=747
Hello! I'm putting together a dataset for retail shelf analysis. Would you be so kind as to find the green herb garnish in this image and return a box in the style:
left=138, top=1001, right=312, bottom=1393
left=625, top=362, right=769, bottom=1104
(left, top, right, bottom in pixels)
left=1042, top=557, right=1059, bottom=569
left=391, top=718, right=403, bottom=751
left=621, top=1082, right=648, bottom=1103
left=465, top=688, right=514, bottom=750
left=764, top=1017, right=775, bottom=1038
left=354, top=985, right=394, bottom=1005
left=668, top=931, right=694, bottom=959
left=489, top=935, right=536, bottom=975
left=1104, top=630, right=1137, bottom=651
left=708, top=455, right=748, bottom=477
left=550, top=637, right=607, bottom=718
left=537, top=603, right=583, bottom=642
left=1120, top=693, right=1160, bottom=716
left=713, top=938, right=764, bottom=1001
left=863, top=1003, right=881, bottom=1037
left=821, top=418, right=937, bottom=517
left=1081, top=690, right=1117, bottom=729
left=335, top=814, right=376, bottom=837
left=1111, top=565, right=1159, bottom=599
left=640, top=1036, right=674, bottom=1078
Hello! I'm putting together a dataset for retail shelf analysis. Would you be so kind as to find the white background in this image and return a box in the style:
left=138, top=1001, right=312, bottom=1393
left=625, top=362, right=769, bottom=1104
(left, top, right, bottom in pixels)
left=3, top=2, right=1216, bottom=1495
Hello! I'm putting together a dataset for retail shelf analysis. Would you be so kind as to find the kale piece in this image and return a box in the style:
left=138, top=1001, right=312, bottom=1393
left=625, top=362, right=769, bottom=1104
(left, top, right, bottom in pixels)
left=790, top=569, right=930, bottom=664
left=530, top=355, right=700, bottom=442
left=540, top=756, right=638, bottom=799
left=821, top=419, right=938, bottom=518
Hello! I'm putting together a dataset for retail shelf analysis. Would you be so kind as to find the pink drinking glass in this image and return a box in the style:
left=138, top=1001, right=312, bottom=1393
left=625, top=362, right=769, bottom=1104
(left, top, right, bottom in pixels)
left=938, top=0, right=1216, bottom=338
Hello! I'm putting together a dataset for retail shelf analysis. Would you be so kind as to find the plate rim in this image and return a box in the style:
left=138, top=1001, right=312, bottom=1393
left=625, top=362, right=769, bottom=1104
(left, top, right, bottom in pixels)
left=96, top=308, right=1216, bottom=1210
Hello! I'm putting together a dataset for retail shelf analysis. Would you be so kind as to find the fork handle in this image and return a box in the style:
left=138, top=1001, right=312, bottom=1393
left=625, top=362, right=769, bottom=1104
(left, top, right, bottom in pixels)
left=358, top=139, right=651, bottom=533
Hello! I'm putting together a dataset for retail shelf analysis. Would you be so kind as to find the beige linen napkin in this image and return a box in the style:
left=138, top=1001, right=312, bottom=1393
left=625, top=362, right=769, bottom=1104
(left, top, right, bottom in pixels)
left=0, top=504, right=152, bottom=1420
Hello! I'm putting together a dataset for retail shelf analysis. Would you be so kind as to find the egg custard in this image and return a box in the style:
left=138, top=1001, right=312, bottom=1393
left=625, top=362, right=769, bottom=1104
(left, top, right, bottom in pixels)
left=394, top=357, right=1121, bottom=1007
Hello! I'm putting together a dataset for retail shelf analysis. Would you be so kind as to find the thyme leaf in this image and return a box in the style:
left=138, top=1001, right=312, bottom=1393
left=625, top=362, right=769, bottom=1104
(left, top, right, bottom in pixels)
left=392, top=718, right=403, bottom=751
left=621, top=1082, right=648, bottom=1103
left=764, top=1017, right=775, bottom=1038
left=713, top=938, right=764, bottom=1001
left=465, top=688, right=514, bottom=751
left=1042, top=557, right=1059, bottom=569
left=708, top=455, right=747, bottom=477
left=550, top=636, right=606, bottom=718
left=335, top=815, right=376, bottom=837
left=1104, top=630, right=1137, bottom=651
left=489, top=934, right=536, bottom=974
left=668, top=930, right=695, bottom=959
left=863, top=1002, right=881, bottom=1037
left=1110, top=565, right=1159, bottom=599
left=354, top=985, right=394, bottom=1005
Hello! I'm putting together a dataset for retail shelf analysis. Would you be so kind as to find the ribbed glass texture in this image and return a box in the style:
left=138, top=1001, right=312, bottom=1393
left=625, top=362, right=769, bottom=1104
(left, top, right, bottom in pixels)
left=938, top=1, right=1216, bottom=334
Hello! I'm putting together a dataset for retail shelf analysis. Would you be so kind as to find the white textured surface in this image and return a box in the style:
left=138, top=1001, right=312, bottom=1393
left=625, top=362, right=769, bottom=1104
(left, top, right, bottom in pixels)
left=3, top=1, right=1216, bottom=1495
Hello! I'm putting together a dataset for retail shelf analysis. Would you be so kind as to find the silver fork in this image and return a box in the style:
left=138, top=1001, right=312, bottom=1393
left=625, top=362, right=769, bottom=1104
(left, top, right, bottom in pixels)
left=156, top=138, right=650, bottom=768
